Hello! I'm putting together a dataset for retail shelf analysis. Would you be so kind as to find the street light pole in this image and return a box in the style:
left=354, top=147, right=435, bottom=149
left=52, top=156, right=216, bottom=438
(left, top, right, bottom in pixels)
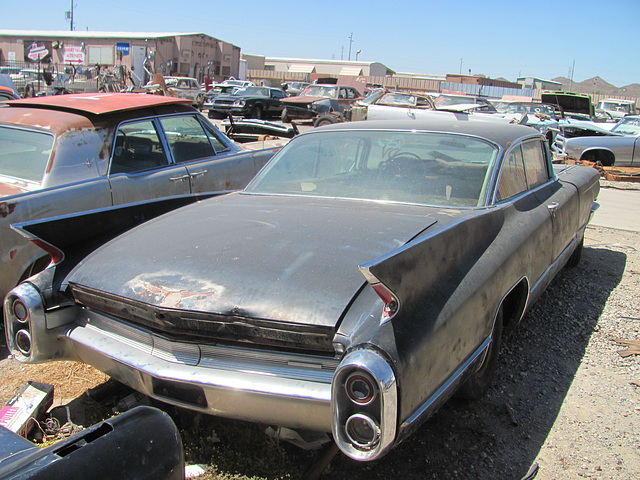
left=348, top=32, right=354, bottom=61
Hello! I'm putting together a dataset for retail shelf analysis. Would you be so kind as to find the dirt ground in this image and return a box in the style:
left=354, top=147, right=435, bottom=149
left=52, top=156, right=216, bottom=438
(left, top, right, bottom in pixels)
left=1, top=194, right=639, bottom=479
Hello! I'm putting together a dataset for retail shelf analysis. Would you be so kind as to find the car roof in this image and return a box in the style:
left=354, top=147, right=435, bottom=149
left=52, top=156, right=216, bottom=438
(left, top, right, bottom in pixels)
left=307, top=118, right=541, bottom=150
left=5, top=92, right=191, bottom=115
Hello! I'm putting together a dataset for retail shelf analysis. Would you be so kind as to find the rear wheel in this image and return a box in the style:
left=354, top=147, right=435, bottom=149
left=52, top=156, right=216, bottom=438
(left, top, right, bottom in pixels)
left=280, top=108, right=289, bottom=123
left=457, top=306, right=503, bottom=400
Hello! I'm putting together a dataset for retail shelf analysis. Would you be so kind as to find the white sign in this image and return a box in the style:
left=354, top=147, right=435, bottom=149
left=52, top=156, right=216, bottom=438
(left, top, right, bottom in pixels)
left=63, top=46, right=85, bottom=65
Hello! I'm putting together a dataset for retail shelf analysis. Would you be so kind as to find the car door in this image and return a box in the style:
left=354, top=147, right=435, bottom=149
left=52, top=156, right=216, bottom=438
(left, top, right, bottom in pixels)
left=270, top=89, right=285, bottom=113
left=158, top=115, right=258, bottom=194
left=108, top=118, right=191, bottom=205
left=495, top=141, right=553, bottom=287
left=524, top=140, right=580, bottom=262
left=337, top=87, right=355, bottom=112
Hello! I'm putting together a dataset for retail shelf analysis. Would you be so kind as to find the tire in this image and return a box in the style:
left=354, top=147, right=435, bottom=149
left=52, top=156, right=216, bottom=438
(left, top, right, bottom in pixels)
left=314, top=115, right=340, bottom=128
left=566, top=237, right=584, bottom=268
left=250, top=105, right=263, bottom=119
left=281, top=108, right=289, bottom=123
left=457, top=306, right=504, bottom=400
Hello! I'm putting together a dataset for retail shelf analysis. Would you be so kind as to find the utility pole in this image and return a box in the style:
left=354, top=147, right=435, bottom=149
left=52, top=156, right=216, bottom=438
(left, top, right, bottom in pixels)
left=459, top=57, right=463, bottom=75
left=348, top=32, right=354, bottom=61
left=569, top=59, right=575, bottom=91
left=65, top=1, right=75, bottom=31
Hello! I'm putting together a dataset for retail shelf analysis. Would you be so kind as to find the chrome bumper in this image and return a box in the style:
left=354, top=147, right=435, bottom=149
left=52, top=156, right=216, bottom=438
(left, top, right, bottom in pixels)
left=5, top=283, right=337, bottom=432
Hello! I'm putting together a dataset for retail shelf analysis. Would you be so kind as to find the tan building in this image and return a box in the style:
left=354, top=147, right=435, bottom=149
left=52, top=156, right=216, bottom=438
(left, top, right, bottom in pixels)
left=244, top=54, right=394, bottom=78
left=0, top=30, right=241, bottom=86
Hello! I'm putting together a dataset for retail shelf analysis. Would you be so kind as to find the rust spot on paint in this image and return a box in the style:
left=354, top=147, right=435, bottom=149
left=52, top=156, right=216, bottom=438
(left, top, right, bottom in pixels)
left=9, top=249, right=17, bottom=260
left=0, top=202, right=17, bottom=218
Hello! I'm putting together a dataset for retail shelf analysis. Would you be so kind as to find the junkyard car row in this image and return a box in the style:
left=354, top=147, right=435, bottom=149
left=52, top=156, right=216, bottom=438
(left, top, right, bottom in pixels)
left=5, top=114, right=599, bottom=461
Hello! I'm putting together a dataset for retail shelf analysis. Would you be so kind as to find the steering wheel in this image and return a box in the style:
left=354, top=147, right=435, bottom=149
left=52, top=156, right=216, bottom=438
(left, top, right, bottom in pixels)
left=378, top=152, right=422, bottom=176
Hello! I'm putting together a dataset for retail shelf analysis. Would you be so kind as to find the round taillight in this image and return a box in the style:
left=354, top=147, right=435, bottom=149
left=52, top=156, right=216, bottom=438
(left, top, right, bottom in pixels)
left=345, top=373, right=375, bottom=405
left=345, top=414, right=380, bottom=449
left=13, top=300, right=28, bottom=323
left=15, top=329, right=32, bottom=356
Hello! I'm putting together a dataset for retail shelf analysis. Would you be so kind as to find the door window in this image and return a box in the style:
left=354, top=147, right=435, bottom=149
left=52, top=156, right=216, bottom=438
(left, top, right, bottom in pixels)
left=522, top=140, right=550, bottom=189
left=110, top=120, right=168, bottom=174
left=496, top=145, right=527, bottom=201
left=159, top=115, right=216, bottom=164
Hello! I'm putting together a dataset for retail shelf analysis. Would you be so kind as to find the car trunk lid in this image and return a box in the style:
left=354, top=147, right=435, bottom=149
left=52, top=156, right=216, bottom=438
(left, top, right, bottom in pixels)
left=63, top=194, right=443, bottom=350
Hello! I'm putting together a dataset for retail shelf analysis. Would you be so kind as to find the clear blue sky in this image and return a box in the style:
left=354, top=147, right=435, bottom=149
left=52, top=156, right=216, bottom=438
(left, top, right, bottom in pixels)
left=3, top=0, right=638, bottom=87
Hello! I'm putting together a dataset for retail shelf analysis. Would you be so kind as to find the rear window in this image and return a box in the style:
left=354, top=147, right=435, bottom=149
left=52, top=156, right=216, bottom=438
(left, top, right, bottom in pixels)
left=0, top=126, right=54, bottom=183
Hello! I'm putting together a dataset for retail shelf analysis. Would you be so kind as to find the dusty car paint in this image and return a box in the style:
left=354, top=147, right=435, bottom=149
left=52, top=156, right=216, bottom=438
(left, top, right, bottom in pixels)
left=4, top=119, right=600, bottom=462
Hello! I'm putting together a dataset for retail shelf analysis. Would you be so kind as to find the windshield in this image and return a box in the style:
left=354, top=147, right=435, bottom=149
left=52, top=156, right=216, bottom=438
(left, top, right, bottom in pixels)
left=611, top=117, right=640, bottom=135
left=377, top=93, right=416, bottom=106
left=435, top=95, right=477, bottom=106
left=0, top=126, right=54, bottom=183
left=300, top=85, right=337, bottom=98
left=246, top=130, right=498, bottom=207
left=600, top=102, right=632, bottom=113
left=236, top=86, right=270, bottom=96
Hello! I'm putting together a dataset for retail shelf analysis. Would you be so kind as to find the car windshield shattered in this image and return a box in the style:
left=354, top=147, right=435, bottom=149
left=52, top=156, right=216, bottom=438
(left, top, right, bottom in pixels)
left=611, top=117, right=640, bottom=135
left=246, top=130, right=498, bottom=207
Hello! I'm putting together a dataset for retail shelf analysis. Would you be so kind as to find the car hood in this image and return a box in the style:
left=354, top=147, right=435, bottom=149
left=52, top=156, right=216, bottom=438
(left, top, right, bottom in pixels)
left=281, top=96, right=328, bottom=106
left=65, top=194, right=443, bottom=331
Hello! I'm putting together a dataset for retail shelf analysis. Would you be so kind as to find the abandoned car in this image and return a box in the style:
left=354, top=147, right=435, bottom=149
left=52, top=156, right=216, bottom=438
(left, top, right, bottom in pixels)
left=279, top=84, right=362, bottom=123
left=596, top=98, right=637, bottom=122
left=207, top=86, right=288, bottom=120
left=5, top=119, right=599, bottom=462
left=0, top=93, right=279, bottom=305
left=552, top=115, right=640, bottom=166
left=350, top=90, right=436, bottom=121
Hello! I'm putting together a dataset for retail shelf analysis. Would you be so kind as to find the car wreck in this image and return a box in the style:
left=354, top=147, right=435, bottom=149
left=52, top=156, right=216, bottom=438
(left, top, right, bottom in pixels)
left=279, top=84, right=362, bottom=124
left=553, top=115, right=640, bottom=166
left=5, top=119, right=599, bottom=462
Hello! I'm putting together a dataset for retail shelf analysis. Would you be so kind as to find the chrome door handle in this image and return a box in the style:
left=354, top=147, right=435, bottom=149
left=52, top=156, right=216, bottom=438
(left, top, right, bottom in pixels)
left=189, top=170, right=207, bottom=178
left=169, top=174, right=190, bottom=182
left=547, top=202, right=559, bottom=217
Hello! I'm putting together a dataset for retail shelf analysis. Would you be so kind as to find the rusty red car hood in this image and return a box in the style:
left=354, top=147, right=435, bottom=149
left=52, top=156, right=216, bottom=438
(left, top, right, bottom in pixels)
left=65, top=193, right=442, bottom=330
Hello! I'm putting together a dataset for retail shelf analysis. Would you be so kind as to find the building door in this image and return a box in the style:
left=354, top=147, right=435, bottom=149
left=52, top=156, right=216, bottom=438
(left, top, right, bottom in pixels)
left=131, top=46, right=147, bottom=86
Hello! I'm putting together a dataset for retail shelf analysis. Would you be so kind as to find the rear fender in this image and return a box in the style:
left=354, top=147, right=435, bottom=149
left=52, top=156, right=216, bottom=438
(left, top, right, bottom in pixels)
left=359, top=208, right=505, bottom=326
